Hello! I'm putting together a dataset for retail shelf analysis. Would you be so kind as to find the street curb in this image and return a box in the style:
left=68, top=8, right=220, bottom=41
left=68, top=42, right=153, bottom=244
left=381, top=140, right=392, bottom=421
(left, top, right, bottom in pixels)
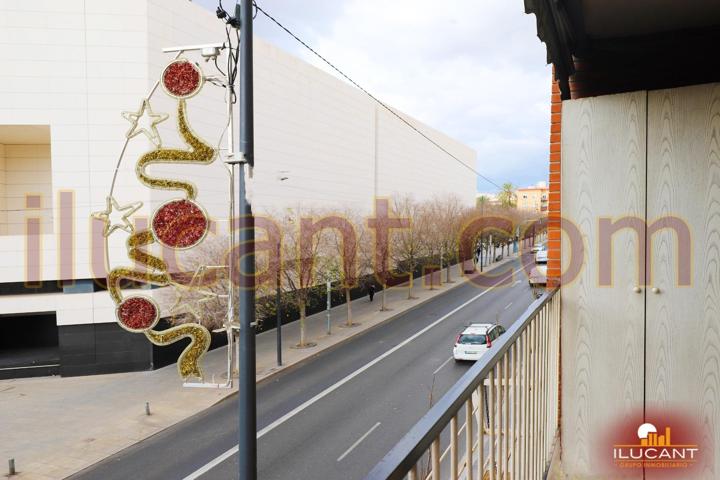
left=254, top=255, right=521, bottom=387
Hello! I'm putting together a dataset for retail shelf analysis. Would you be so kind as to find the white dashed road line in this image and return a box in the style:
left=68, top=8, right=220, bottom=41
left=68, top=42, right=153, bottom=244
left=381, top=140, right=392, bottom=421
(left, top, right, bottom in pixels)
left=432, top=356, right=454, bottom=375
left=337, top=422, right=382, bottom=462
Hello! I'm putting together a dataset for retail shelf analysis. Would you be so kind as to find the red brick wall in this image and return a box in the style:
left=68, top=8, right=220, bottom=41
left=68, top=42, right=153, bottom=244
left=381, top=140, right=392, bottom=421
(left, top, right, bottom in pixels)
left=547, top=78, right=562, bottom=287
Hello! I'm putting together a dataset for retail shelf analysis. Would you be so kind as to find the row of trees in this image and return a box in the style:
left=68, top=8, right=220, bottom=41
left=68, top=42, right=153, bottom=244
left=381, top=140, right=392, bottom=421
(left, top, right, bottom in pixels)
left=162, top=195, right=545, bottom=348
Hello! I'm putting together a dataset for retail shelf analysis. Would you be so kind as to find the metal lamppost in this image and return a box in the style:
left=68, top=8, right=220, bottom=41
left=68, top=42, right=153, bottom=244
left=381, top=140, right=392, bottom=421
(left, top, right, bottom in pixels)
left=276, top=240, right=282, bottom=366
left=326, top=280, right=332, bottom=335
left=489, top=234, right=493, bottom=265
left=234, top=1, right=256, bottom=479
left=439, top=245, right=444, bottom=285
left=479, top=239, right=484, bottom=272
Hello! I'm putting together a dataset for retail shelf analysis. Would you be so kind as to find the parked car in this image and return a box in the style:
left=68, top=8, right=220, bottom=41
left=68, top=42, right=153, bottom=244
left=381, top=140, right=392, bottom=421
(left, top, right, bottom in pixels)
left=530, top=241, right=546, bottom=253
left=529, top=264, right=547, bottom=298
left=453, top=323, right=506, bottom=362
left=535, top=246, right=548, bottom=264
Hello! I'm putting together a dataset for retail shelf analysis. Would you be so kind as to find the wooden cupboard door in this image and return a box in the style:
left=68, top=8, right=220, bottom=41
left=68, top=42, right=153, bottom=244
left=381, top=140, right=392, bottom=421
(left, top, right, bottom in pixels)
left=561, top=91, right=646, bottom=477
left=646, top=83, right=720, bottom=479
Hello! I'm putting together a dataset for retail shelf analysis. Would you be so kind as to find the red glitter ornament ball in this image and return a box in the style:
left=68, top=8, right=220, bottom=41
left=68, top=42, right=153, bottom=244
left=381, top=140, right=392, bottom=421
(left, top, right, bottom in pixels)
left=152, top=199, right=208, bottom=249
left=162, top=60, right=202, bottom=98
left=117, top=296, right=158, bottom=331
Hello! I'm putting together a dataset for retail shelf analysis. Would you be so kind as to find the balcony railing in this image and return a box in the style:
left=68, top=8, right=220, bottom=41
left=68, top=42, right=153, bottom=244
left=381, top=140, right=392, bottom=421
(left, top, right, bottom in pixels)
left=366, top=287, right=560, bottom=480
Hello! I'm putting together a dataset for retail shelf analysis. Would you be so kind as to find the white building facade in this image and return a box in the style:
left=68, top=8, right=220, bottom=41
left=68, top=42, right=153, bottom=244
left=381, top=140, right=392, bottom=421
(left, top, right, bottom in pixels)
left=0, top=0, right=475, bottom=378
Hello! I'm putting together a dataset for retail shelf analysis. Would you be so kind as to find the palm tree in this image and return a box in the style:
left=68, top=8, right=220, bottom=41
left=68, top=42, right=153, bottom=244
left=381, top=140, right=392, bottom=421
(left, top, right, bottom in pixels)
left=476, top=195, right=489, bottom=211
left=498, top=183, right=516, bottom=208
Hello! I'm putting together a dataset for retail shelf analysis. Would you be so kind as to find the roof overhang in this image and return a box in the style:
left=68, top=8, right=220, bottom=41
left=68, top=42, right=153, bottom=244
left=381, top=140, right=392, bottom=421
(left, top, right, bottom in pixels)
left=525, top=0, right=720, bottom=99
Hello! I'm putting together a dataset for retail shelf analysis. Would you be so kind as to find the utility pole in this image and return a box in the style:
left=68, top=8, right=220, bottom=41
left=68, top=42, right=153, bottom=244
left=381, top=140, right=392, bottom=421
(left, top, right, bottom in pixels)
left=439, top=245, right=444, bottom=285
left=479, top=238, right=484, bottom=272
left=489, top=234, right=493, bottom=265
left=276, top=240, right=282, bottom=366
left=236, top=1, right=256, bottom=479
left=326, top=280, right=332, bottom=335
left=480, top=202, right=484, bottom=271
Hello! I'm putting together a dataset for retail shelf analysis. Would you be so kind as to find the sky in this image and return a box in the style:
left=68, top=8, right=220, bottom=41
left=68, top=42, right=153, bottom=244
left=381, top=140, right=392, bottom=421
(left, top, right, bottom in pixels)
left=195, top=0, right=552, bottom=194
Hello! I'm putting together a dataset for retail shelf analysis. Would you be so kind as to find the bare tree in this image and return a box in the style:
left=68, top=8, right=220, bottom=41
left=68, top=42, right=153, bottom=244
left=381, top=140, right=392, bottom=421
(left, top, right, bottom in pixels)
left=428, top=195, right=464, bottom=283
left=367, top=199, right=409, bottom=311
left=374, top=220, right=392, bottom=311
left=280, top=209, right=327, bottom=348
left=392, top=196, right=423, bottom=299
left=325, top=209, right=367, bottom=326
left=416, top=202, right=444, bottom=290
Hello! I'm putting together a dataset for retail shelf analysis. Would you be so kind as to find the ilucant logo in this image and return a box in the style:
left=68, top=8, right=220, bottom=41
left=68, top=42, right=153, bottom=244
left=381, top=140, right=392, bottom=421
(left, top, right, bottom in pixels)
left=613, top=422, right=699, bottom=470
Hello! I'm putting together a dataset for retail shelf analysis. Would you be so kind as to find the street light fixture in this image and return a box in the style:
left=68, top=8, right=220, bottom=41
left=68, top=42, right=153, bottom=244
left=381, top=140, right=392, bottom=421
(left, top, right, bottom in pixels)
left=161, top=42, right=225, bottom=59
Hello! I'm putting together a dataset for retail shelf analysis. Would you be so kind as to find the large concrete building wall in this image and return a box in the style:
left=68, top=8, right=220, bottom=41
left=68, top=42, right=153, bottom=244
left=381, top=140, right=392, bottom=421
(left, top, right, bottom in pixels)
left=0, top=0, right=475, bottom=376
left=0, top=0, right=475, bottom=286
left=0, top=0, right=153, bottom=286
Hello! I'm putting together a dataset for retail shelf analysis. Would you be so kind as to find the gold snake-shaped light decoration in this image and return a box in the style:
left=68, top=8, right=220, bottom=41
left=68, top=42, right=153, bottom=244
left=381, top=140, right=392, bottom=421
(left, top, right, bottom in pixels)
left=109, top=65, right=218, bottom=380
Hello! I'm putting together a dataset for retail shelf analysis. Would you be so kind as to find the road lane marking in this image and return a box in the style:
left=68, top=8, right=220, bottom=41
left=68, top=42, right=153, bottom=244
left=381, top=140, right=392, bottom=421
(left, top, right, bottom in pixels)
left=337, top=422, right=381, bottom=462
left=182, top=448, right=236, bottom=480
left=255, top=265, right=524, bottom=438
left=183, top=264, right=526, bottom=480
left=504, top=302, right=513, bottom=310
left=512, top=280, right=521, bottom=286
left=433, top=356, right=454, bottom=375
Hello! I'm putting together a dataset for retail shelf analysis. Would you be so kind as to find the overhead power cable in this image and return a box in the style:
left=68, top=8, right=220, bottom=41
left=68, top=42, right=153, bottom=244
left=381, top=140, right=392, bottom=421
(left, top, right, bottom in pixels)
left=252, top=1, right=504, bottom=191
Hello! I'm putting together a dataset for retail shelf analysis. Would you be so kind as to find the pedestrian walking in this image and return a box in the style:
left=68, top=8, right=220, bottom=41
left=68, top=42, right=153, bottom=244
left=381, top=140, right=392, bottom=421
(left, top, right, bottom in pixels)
left=368, top=284, right=375, bottom=302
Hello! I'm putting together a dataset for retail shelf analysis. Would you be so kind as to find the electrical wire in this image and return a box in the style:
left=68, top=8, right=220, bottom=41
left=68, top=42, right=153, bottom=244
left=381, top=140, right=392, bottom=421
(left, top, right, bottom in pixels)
left=251, top=1, right=504, bottom=191
left=213, top=56, right=226, bottom=77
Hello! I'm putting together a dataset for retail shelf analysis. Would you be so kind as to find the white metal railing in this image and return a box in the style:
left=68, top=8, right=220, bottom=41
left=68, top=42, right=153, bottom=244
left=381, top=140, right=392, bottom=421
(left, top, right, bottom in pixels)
left=366, top=287, right=560, bottom=480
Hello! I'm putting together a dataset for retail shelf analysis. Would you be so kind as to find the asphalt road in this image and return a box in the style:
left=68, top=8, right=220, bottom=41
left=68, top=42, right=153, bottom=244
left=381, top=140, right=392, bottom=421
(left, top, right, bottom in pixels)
left=70, top=255, right=538, bottom=480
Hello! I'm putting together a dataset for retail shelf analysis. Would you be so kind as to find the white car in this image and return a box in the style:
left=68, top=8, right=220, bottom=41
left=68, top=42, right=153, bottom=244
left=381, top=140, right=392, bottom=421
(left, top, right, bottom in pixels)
left=535, top=246, right=548, bottom=264
left=528, top=265, right=547, bottom=286
left=529, top=264, right=548, bottom=298
left=531, top=241, right=546, bottom=253
left=453, top=323, right=506, bottom=362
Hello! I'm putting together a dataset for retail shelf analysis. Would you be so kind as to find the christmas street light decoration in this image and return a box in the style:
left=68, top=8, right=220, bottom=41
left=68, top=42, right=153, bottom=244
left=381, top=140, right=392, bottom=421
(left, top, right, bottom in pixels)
left=92, top=55, right=232, bottom=382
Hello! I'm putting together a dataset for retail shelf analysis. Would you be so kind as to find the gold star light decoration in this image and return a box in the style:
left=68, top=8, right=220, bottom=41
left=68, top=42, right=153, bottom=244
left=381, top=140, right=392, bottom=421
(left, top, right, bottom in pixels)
left=122, top=99, right=169, bottom=147
left=91, top=196, right=143, bottom=237
left=167, top=264, right=230, bottom=327
left=167, top=283, right=217, bottom=325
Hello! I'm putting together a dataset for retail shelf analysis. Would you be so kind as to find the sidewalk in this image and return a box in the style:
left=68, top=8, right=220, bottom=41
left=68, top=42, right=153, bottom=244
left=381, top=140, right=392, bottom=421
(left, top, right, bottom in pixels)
left=0, top=255, right=520, bottom=479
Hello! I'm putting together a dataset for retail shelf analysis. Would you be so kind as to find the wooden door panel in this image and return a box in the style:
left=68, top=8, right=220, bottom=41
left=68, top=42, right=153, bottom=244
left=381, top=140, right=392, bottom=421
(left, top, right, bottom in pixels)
left=561, top=91, right=646, bottom=477
left=646, top=83, right=720, bottom=478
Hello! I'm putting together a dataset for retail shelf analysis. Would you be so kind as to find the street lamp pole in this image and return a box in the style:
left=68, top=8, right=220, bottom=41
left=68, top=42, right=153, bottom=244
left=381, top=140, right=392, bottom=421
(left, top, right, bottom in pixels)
left=276, top=240, right=282, bottom=366
left=440, top=245, right=444, bottom=285
left=236, top=1, right=256, bottom=479
left=326, top=280, right=332, bottom=335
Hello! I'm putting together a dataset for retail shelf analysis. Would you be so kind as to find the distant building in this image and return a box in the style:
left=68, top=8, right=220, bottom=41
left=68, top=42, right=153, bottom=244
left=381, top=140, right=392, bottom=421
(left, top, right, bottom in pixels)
left=515, top=182, right=548, bottom=212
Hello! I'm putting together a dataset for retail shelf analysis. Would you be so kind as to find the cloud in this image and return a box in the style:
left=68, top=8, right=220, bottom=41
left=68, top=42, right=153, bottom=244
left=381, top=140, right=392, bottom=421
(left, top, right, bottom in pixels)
left=197, top=0, right=552, bottom=191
